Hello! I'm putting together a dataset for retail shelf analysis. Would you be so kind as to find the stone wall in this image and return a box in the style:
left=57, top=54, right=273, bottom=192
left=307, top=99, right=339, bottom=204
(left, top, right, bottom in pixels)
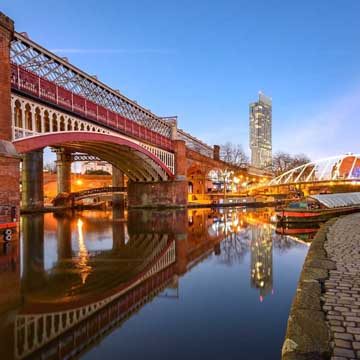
left=282, top=219, right=337, bottom=360
left=127, top=180, right=187, bottom=208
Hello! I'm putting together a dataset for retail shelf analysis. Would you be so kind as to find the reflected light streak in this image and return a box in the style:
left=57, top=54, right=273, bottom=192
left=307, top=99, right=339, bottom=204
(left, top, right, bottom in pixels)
left=76, top=218, right=92, bottom=284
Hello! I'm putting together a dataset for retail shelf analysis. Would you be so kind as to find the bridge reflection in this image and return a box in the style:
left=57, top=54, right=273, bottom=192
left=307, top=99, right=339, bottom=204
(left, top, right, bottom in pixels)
left=0, top=207, right=307, bottom=359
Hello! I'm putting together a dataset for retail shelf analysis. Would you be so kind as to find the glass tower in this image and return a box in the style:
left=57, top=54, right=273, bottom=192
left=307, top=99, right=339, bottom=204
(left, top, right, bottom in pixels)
left=249, top=92, right=272, bottom=169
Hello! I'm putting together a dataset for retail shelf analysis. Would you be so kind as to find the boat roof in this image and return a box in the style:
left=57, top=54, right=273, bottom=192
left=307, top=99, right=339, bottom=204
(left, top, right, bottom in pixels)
left=309, top=192, right=360, bottom=209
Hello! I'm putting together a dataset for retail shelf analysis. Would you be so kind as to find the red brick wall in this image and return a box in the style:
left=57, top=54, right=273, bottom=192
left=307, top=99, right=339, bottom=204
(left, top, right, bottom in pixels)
left=174, top=140, right=186, bottom=177
left=0, top=13, right=14, bottom=141
left=0, top=13, right=20, bottom=220
left=0, top=157, right=20, bottom=221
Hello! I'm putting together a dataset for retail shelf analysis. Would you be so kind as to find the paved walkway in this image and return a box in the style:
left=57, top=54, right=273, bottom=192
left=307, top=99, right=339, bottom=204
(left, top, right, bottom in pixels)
left=323, top=213, right=360, bottom=360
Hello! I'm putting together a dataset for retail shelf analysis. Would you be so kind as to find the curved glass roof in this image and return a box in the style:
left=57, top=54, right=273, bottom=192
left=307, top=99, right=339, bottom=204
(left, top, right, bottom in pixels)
left=309, top=192, right=360, bottom=209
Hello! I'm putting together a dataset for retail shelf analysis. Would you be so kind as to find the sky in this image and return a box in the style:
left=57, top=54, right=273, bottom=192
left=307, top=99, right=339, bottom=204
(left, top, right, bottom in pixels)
left=3, top=0, right=360, bottom=161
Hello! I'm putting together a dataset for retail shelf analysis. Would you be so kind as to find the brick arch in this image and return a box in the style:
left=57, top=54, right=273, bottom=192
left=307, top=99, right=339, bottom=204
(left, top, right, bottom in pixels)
left=13, top=132, right=174, bottom=181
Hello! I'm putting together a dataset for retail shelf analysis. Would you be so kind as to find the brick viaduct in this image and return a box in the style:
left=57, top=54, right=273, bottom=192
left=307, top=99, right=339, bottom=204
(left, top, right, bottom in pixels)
left=0, top=12, right=267, bottom=222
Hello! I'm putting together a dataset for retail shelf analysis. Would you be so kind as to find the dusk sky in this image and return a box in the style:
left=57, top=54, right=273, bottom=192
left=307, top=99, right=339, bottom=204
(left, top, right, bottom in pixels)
left=3, top=0, right=360, bottom=161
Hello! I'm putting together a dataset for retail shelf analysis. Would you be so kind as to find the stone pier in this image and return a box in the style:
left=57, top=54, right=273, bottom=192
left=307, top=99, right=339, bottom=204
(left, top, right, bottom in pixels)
left=282, top=213, right=360, bottom=360
left=128, top=139, right=188, bottom=208
left=112, top=166, right=125, bottom=209
left=21, top=150, right=44, bottom=211
left=55, top=149, right=72, bottom=194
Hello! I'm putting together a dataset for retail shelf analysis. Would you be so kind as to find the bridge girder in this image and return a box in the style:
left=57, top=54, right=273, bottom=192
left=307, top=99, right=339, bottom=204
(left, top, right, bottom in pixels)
left=14, top=132, right=173, bottom=182
left=10, top=32, right=172, bottom=137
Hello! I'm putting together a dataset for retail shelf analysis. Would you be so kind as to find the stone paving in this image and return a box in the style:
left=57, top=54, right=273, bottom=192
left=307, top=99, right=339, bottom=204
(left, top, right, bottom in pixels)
left=323, top=213, right=360, bottom=360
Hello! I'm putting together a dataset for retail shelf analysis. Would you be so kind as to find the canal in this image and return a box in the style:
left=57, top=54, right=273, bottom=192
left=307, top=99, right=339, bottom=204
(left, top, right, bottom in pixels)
left=0, top=207, right=310, bottom=359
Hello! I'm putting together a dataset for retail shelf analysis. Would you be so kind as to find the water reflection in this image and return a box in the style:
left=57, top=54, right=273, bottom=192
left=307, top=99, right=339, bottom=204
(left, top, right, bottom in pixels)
left=249, top=226, right=271, bottom=302
left=0, top=207, right=309, bottom=360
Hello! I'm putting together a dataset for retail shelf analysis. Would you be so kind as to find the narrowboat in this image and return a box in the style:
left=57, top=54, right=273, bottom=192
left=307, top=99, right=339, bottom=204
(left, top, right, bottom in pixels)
left=276, top=192, right=360, bottom=223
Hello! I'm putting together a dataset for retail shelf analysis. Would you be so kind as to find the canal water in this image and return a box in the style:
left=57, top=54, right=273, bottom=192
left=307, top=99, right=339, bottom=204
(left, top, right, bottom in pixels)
left=0, top=207, right=311, bottom=360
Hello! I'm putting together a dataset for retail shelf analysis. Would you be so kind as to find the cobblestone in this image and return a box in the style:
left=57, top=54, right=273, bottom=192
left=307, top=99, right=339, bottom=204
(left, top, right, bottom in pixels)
left=323, top=213, right=360, bottom=359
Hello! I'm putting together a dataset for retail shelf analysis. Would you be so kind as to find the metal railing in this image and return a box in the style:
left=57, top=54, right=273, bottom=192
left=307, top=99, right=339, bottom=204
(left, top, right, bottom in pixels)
left=10, top=31, right=174, bottom=150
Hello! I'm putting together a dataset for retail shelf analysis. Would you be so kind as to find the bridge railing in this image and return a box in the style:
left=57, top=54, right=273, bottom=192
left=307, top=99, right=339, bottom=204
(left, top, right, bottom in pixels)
left=10, top=63, right=173, bottom=152
left=177, top=129, right=214, bottom=158
left=71, top=186, right=127, bottom=199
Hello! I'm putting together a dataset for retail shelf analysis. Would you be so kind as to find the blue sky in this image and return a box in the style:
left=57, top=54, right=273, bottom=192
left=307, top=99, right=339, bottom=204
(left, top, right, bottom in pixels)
left=3, top=0, right=360, bottom=160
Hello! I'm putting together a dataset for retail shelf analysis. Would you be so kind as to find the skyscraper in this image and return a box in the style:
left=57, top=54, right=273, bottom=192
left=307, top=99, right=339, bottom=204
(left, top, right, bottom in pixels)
left=249, top=92, right=272, bottom=169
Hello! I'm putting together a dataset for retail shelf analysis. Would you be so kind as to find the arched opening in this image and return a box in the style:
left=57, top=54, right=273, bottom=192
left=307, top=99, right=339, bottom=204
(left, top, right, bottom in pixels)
left=14, top=100, right=23, bottom=128
left=207, top=169, right=222, bottom=193
left=188, top=182, right=193, bottom=193
left=60, top=116, right=65, bottom=131
left=35, top=107, right=42, bottom=132
left=25, top=104, right=32, bottom=131
left=52, top=114, right=58, bottom=132
left=187, top=165, right=207, bottom=195
left=44, top=111, right=50, bottom=132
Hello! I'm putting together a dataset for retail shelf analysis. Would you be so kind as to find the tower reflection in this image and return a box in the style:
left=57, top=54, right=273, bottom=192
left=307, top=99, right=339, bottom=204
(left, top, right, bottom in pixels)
left=250, top=224, right=273, bottom=301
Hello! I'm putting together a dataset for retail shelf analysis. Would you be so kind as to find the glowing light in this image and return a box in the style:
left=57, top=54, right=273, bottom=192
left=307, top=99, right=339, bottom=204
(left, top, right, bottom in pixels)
left=75, top=179, right=83, bottom=186
left=76, top=218, right=92, bottom=284
left=270, top=215, right=277, bottom=223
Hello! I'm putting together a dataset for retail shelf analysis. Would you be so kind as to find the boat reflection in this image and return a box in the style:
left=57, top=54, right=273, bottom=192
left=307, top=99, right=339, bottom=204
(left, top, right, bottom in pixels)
left=275, top=222, right=320, bottom=243
left=0, top=207, right=307, bottom=359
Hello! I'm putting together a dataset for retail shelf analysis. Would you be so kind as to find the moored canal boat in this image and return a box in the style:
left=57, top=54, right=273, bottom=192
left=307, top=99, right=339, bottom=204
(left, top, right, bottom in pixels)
left=276, top=192, right=360, bottom=223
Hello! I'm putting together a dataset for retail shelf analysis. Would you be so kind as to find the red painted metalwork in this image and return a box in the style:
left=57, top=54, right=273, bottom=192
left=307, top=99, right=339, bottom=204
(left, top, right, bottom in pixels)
left=10, top=63, right=173, bottom=151
left=13, top=132, right=174, bottom=179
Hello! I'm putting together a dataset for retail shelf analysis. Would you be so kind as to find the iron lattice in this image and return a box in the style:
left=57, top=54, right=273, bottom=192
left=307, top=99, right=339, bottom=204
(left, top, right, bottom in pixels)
left=10, top=32, right=172, bottom=137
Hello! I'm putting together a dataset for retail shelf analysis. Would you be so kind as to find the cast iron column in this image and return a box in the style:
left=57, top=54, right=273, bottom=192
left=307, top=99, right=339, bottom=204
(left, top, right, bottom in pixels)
left=56, top=149, right=72, bottom=194
left=21, top=150, right=44, bottom=210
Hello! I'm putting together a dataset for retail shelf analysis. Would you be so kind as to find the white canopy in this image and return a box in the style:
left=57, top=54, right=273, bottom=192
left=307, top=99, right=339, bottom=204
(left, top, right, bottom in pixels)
left=309, top=192, right=360, bottom=209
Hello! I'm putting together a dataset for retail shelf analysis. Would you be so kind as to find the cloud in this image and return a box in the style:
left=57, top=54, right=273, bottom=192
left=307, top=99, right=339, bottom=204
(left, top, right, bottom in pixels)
left=274, top=87, right=360, bottom=160
left=195, top=86, right=360, bottom=161
left=50, top=48, right=175, bottom=54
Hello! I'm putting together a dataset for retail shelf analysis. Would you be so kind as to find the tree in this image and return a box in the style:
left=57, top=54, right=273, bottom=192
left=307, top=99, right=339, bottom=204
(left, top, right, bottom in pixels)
left=220, top=142, right=249, bottom=167
left=272, top=152, right=310, bottom=176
